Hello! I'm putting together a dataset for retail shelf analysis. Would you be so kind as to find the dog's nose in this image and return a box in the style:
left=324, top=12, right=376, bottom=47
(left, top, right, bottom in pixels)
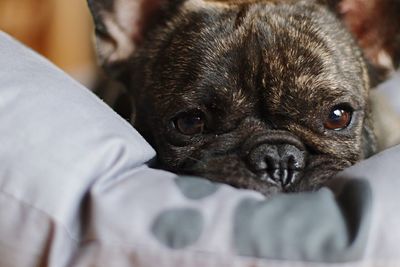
left=247, top=142, right=306, bottom=188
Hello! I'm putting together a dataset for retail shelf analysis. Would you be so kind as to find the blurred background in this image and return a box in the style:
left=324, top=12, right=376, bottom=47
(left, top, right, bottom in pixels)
left=0, top=0, right=97, bottom=87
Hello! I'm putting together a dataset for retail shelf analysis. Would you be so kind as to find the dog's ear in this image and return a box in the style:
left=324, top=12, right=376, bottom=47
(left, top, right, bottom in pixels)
left=87, top=0, right=171, bottom=69
left=324, top=0, right=400, bottom=82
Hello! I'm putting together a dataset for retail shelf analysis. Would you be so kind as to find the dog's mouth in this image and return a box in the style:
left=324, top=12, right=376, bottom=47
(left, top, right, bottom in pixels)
left=157, top=150, right=351, bottom=196
left=153, top=130, right=355, bottom=195
left=256, top=167, right=304, bottom=188
left=159, top=153, right=305, bottom=195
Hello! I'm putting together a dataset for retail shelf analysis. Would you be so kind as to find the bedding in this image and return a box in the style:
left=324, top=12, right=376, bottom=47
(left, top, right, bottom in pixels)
left=0, top=31, right=400, bottom=267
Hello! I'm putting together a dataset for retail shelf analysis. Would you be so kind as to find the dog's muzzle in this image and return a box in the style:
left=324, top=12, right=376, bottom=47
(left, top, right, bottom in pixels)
left=244, top=131, right=307, bottom=188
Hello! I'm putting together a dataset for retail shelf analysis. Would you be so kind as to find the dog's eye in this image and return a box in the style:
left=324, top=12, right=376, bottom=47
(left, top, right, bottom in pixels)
left=173, top=111, right=205, bottom=135
left=324, top=105, right=353, bottom=131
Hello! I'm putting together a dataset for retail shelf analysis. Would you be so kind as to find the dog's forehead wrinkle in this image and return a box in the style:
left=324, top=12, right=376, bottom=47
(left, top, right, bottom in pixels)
left=200, top=26, right=247, bottom=62
left=211, top=87, right=249, bottom=108
left=251, top=14, right=366, bottom=114
left=170, top=14, right=238, bottom=75
left=232, top=89, right=248, bottom=105
left=176, top=1, right=339, bottom=87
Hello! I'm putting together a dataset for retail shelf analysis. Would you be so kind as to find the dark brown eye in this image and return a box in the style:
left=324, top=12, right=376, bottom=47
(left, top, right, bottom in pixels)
left=324, top=105, right=353, bottom=131
left=173, top=111, right=205, bottom=135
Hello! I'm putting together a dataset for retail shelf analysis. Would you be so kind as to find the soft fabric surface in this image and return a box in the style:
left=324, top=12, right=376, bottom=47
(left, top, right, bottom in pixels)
left=0, top=31, right=399, bottom=267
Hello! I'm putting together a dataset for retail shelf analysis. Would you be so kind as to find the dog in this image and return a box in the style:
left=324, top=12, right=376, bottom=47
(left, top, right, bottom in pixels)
left=87, top=0, right=400, bottom=195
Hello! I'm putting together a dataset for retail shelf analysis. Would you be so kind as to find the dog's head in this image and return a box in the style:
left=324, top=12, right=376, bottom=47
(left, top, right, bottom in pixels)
left=88, top=0, right=400, bottom=195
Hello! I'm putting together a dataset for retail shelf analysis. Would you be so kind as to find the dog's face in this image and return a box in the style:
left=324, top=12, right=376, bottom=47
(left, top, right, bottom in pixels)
left=88, top=0, right=399, bottom=195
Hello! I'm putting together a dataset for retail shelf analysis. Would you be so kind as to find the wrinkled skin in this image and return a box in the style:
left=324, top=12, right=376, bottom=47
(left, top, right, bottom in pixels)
left=88, top=0, right=381, bottom=195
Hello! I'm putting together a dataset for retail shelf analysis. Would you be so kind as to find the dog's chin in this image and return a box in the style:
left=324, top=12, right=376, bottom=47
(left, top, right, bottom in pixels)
left=169, top=154, right=352, bottom=196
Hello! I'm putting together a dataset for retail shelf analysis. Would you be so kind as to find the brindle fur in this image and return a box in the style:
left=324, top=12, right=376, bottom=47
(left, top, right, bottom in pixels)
left=87, top=0, right=398, bottom=195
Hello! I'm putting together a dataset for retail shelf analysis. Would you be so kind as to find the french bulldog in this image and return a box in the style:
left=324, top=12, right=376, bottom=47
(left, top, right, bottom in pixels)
left=87, top=0, right=400, bottom=195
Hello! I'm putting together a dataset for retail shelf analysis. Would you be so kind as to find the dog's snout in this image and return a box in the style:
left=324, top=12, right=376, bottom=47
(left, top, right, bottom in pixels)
left=246, top=134, right=306, bottom=188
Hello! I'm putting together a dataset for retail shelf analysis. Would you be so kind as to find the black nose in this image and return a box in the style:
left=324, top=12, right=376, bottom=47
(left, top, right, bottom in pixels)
left=247, top=142, right=306, bottom=188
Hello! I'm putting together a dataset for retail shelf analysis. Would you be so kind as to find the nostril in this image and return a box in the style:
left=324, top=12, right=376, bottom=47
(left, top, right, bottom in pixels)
left=279, top=145, right=306, bottom=188
left=287, top=155, right=298, bottom=170
left=287, top=155, right=295, bottom=167
left=280, top=144, right=306, bottom=170
left=248, top=144, right=280, bottom=172
left=264, top=154, right=279, bottom=170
